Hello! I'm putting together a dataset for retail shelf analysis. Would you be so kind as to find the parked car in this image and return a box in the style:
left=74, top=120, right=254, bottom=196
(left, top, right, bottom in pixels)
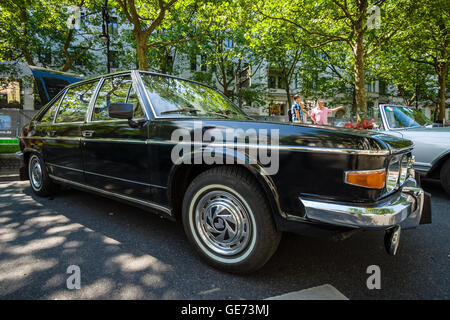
left=377, top=104, right=450, bottom=195
left=19, top=71, right=431, bottom=273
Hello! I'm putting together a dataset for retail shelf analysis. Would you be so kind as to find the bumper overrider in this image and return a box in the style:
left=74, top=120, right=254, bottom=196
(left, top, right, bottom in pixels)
left=299, top=176, right=432, bottom=231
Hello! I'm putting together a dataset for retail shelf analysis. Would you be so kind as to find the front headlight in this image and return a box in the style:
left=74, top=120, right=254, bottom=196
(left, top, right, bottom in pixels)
left=386, top=155, right=400, bottom=192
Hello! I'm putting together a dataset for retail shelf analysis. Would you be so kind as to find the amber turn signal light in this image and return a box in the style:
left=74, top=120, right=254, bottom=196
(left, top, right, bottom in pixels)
left=345, top=169, right=386, bottom=189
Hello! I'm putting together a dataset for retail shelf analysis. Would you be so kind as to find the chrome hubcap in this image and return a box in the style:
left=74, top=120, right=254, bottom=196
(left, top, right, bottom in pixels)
left=30, top=157, right=42, bottom=190
left=194, top=190, right=252, bottom=256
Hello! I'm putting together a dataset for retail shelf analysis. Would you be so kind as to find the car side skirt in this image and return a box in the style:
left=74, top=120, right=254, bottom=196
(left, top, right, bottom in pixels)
left=48, top=174, right=173, bottom=219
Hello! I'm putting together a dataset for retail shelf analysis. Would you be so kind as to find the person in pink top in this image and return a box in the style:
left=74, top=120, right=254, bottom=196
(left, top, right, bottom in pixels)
left=311, top=101, right=344, bottom=125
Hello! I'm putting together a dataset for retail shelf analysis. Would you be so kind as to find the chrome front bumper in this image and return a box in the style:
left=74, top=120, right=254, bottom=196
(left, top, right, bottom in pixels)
left=300, top=177, right=431, bottom=230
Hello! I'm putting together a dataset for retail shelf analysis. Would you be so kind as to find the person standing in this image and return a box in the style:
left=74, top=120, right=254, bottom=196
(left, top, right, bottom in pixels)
left=291, top=94, right=304, bottom=123
left=311, top=101, right=344, bottom=125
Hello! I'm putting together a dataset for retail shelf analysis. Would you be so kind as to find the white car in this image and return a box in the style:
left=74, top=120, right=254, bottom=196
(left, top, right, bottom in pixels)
left=378, top=104, right=450, bottom=195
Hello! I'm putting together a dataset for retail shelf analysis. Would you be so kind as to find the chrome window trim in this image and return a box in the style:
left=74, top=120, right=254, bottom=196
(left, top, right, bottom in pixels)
left=35, top=89, right=67, bottom=124
left=54, top=79, right=100, bottom=124
left=131, top=70, right=151, bottom=120
left=48, top=121, right=85, bottom=126
left=86, top=77, right=105, bottom=123
left=48, top=174, right=171, bottom=215
left=87, top=72, right=150, bottom=123
left=27, top=136, right=81, bottom=141
left=52, top=88, right=68, bottom=124
left=136, top=71, right=157, bottom=119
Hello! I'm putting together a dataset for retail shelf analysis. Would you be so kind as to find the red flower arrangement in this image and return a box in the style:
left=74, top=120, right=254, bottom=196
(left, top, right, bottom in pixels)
left=344, top=119, right=376, bottom=129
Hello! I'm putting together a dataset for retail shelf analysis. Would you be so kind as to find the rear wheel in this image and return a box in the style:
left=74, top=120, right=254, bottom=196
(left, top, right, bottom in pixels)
left=440, top=158, right=450, bottom=196
left=28, top=154, right=58, bottom=197
left=182, top=167, right=281, bottom=274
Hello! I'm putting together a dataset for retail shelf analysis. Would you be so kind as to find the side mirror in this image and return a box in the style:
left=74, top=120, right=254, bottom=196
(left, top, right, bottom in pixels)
left=108, top=103, right=134, bottom=120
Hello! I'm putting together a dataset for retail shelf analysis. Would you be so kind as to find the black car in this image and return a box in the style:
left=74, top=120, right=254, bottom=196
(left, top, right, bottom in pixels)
left=19, top=70, right=431, bottom=273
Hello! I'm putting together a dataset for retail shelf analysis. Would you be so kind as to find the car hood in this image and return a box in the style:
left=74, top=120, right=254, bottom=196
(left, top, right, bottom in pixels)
left=189, top=119, right=414, bottom=154
left=393, top=126, right=450, bottom=139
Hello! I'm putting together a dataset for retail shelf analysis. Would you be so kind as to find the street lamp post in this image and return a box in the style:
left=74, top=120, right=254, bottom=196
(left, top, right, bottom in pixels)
left=100, top=0, right=110, bottom=73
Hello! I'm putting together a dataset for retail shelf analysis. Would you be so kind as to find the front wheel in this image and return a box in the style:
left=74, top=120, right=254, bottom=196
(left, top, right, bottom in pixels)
left=182, top=167, right=281, bottom=274
left=440, top=158, right=450, bottom=196
left=28, top=154, right=58, bottom=197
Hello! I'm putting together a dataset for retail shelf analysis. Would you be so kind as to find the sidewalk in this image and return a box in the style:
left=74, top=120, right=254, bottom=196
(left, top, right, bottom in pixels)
left=0, top=153, right=22, bottom=182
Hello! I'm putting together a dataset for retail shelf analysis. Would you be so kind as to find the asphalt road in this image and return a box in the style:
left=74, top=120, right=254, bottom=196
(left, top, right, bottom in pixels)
left=0, top=179, right=448, bottom=300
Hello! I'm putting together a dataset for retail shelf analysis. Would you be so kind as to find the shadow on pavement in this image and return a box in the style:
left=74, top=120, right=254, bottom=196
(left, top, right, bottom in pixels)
left=0, top=180, right=448, bottom=299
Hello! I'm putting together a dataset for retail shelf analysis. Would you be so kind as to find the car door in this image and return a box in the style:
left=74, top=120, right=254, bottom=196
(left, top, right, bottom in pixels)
left=81, top=73, right=151, bottom=201
left=45, top=80, right=99, bottom=183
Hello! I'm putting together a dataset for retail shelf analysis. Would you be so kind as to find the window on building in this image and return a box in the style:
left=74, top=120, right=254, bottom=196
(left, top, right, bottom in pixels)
left=278, top=77, right=286, bottom=89
left=109, top=50, right=120, bottom=69
left=268, top=69, right=286, bottom=89
left=225, top=39, right=234, bottom=49
left=0, top=79, right=23, bottom=109
left=201, top=55, right=207, bottom=72
left=108, top=17, right=118, bottom=36
left=190, top=54, right=197, bottom=72
left=38, top=47, right=52, bottom=65
left=268, top=75, right=276, bottom=89
left=226, top=63, right=235, bottom=77
left=367, top=82, right=376, bottom=93
left=379, top=81, right=387, bottom=95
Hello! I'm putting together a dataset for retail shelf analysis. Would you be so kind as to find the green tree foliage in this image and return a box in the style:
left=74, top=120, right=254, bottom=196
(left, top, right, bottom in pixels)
left=388, top=0, right=449, bottom=121
left=0, top=0, right=104, bottom=73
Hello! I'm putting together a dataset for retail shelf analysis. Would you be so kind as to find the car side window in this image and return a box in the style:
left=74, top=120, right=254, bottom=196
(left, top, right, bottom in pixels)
left=55, top=81, right=98, bottom=123
left=92, top=75, right=144, bottom=121
left=40, top=93, right=63, bottom=123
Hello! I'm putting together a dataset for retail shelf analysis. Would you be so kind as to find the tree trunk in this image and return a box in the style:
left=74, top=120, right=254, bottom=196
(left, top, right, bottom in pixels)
left=353, top=0, right=368, bottom=122
left=284, top=71, right=292, bottom=116
left=136, top=31, right=149, bottom=71
left=436, top=62, right=447, bottom=122
left=353, top=33, right=367, bottom=121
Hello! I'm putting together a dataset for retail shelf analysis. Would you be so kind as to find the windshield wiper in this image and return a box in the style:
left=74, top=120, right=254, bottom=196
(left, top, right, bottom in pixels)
left=206, top=111, right=232, bottom=119
left=160, top=107, right=199, bottom=115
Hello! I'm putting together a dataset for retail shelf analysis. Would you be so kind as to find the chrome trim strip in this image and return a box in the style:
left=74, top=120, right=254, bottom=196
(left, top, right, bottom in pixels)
left=390, top=146, right=414, bottom=155
left=136, top=71, right=157, bottom=119
left=299, top=177, right=424, bottom=230
left=84, top=138, right=146, bottom=144
left=83, top=170, right=166, bottom=189
left=52, top=89, right=68, bottom=124
left=87, top=77, right=105, bottom=123
left=47, top=162, right=166, bottom=189
left=48, top=163, right=84, bottom=173
left=49, top=174, right=171, bottom=215
left=146, top=139, right=390, bottom=155
left=24, top=136, right=81, bottom=141
left=24, top=136, right=146, bottom=145
left=131, top=70, right=152, bottom=120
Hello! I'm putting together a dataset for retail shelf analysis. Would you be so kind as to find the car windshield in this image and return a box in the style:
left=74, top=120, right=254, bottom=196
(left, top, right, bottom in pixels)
left=139, top=73, right=249, bottom=119
left=383, top=105, right=432, bottom=129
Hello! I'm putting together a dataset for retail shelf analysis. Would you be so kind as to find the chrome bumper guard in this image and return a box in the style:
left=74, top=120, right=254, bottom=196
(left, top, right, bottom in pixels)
left=300, top=177, right=429, bottom=230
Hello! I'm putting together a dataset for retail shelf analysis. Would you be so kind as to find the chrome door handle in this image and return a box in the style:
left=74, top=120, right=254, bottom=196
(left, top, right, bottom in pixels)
left=82, top=130, right=95, bottom=138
